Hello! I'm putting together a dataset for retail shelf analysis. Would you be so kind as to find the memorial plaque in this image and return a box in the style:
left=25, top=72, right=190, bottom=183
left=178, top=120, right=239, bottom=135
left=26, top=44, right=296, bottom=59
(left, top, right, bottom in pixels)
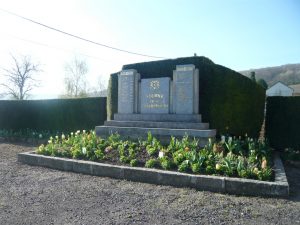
left=173, top=64, right=199, bottom=114
left=118, top=69, right=140, bottom=113
left=140, top=77, right=170, bottom=114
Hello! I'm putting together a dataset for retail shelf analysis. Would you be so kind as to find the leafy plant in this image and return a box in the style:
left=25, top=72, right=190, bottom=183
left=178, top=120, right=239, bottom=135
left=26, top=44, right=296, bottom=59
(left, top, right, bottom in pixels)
left=191, top=162, right=201, bottom=173
left=145, top=158, right=159, bottom=168
left=173, top=150, right=186, bottom=166
left=130, top=159, right=138, bottom=167
left=160, top=157, right=173, bottom=170
left=178, top=160, right=190, bottom=172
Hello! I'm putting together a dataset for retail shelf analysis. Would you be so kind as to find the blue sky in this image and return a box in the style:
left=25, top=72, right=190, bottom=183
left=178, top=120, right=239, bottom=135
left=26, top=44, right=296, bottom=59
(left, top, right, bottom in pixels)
left=85, top=0, right=300, bottom=69
left=0, top=0, right=299, bottom=98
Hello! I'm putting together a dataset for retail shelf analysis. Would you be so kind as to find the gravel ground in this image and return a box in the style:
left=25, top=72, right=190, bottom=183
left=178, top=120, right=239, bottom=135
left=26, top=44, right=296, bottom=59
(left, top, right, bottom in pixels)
left=0, top=142, right=300, bottom=225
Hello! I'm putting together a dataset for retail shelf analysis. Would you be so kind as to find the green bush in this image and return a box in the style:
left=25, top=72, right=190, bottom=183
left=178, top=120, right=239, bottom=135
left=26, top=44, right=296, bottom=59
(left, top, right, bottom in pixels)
left=107, top=73, right=118, bottom=120
left=0, top=97, right=106, bottom=132
left=265, top=96, right=300, bottom=149
left=107, top=56, right=265, bottom=137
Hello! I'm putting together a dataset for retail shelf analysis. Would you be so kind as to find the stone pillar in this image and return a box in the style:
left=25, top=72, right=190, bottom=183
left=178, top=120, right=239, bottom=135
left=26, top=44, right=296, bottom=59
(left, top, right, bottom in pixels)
left=117, top=69, right=140, bottom=114
left=173, top=64, right=199, bottom=114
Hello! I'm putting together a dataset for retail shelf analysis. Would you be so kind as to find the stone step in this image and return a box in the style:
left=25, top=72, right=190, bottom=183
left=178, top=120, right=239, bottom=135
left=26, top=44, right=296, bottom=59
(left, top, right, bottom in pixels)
left=113, top=113, right=202, bottom=122
left=95, top=126, right=216, bottom=146
left=104, top=120, right=209, bottom=129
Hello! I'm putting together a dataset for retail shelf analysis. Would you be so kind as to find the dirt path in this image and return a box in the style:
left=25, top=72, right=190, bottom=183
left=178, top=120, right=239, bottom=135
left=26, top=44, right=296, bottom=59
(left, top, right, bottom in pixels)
left=0, top=142, right=300, bottom=225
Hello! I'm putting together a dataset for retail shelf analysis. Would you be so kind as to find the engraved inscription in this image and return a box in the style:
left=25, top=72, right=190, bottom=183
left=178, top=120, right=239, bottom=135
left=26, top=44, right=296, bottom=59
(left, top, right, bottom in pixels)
left=119, top=75, right=134, bottom=104
left=117, top=70, right=139, bottom=114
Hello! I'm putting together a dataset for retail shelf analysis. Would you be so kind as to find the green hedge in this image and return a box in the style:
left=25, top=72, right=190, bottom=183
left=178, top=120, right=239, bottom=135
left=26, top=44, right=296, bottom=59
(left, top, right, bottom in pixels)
left=107, top=56, right=265, bottom=138
left=0, top=97, right=106, bottom=132
left=107, top=73, right=118, bottom=121
left=266, top=97, right=300, bottom=149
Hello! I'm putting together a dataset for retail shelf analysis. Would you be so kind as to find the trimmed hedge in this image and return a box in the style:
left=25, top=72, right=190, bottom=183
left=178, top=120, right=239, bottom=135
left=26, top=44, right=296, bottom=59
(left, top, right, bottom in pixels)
left=0, top=97, right=106, bottom=132
left=107, top=73, right=118, bottom=121
left=266, top=96, right=300, bottom=149
left=107, top=56, right=265, bottom=138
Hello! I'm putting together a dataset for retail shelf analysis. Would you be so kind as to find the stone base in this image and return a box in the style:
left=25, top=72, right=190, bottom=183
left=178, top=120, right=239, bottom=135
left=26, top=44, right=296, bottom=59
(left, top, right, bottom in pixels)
left=96, top=125, right=215, bottom=146
left=96, top=113, right=216, bottom=147
left=113, top=113, right=202, bottom=122
left=104, top=120, right=209, bottom=129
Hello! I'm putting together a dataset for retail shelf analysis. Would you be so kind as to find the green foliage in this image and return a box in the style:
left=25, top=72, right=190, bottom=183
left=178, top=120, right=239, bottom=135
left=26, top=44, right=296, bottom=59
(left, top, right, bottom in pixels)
left=118, top=140, right=137, bottom=163
left=266, top=96, right=300, bottom=149
left=250, top=71, right=256, bottom=82
left=160, top=157, right=174, bottom=170
left=0, top=98, right=106, bottom=133
left=281, top=148, right=300, bottom=161
left=257, top=78, right=268, bottom=89
left=191, top=162, right=201, bottom=173
left=178, top=160, right=190, bottom=172
left=107, top=56, right=265, bottom=137
left=130, top=159, right=138, bottom=167
left=145, top=158, right=159, bottom=168
left=173, top=149, right=186, bottom=166
left=107, top=73, right=118, bottom=120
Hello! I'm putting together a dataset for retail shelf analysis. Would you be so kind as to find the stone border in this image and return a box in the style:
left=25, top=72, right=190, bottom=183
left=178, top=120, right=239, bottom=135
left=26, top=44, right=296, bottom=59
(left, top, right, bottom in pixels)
left=18, top=152, right=289, bottom=197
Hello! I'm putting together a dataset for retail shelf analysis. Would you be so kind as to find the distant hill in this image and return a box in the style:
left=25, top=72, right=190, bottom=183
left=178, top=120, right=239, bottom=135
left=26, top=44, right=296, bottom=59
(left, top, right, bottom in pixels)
left=239, top=63, right=300, bottom=87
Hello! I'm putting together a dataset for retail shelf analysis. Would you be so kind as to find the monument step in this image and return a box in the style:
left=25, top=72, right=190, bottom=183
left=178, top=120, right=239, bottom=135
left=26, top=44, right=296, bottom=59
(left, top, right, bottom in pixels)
left=113, top=113, right=202, bottom=122
left=95, top=126, right=216, bottom=147
left=96, top=126, right=216, bottom=139
left=104, top=120, right=209, bottom=129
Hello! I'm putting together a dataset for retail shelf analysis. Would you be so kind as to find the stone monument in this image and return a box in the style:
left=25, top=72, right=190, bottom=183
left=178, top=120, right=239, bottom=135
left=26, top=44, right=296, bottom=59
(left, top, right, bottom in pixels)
left=96, top=64, right=216, bottom=146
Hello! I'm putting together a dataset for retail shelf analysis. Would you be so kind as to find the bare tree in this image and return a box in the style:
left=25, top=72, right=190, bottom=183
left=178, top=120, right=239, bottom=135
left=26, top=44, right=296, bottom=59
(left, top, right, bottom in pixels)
left=97, top=76, right=106, bottom=93
left=87, top=76, right=108, bottom=97
left=95, top=76, right=107, bottom=96
left=1, top=55, right=41, bottom=100
left=64, top=56, right=89, bottom=98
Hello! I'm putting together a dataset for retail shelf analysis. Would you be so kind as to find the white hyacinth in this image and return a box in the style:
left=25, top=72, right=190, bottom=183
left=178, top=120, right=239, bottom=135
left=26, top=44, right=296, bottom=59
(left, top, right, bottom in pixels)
left=82, top=147, right=87, bottom=155
left=228, top=137, right=233, bottom=143
left=39, top=134, right=43, bottom=139
left=158, top=151, right=164, bottom=158
left=221, top=135, right=226, bottom=143
left=61, top=134, right=65, bottom=139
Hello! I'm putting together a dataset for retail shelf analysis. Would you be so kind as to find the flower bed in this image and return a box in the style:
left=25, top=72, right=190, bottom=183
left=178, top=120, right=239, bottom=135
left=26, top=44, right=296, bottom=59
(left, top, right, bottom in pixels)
left=36, top=130, right=274, bottom=181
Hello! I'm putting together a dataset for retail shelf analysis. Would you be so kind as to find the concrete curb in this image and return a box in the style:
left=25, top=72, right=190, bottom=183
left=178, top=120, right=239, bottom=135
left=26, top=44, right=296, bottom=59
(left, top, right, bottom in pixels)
left=18, top=151, right=289, bottom=197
